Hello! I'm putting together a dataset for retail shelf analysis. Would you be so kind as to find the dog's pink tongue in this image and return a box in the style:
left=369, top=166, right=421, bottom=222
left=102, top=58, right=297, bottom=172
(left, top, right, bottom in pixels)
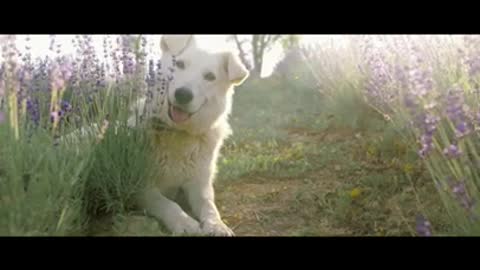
left=171, top=106, right=190, bottom=123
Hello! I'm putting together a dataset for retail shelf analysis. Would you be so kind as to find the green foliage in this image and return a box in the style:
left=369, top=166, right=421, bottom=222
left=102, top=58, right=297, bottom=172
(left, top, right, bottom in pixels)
left=0, top=121, right=92, bottom=235
left=79, top=122, right=154, bottom=220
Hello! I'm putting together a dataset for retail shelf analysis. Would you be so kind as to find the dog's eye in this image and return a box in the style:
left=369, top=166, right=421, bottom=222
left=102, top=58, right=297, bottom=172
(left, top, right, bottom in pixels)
left=203, top=72, right=216, bottom=81
left=175, top=60, right=185, bottom=70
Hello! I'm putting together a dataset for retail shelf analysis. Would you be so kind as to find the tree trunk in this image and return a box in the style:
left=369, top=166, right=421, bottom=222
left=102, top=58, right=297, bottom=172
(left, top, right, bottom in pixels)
left=232, top=35, right=252, bottom=71
left=251, top=35, right=264, bottom=77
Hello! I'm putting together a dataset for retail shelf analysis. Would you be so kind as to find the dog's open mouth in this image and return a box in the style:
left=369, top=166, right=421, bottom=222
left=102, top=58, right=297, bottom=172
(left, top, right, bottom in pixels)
left=168, top=103, right=192, bottom=123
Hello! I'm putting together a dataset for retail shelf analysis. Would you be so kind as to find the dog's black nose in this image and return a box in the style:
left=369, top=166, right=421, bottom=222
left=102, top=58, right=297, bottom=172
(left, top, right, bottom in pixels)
left=175, top=87, right=193, bottom=104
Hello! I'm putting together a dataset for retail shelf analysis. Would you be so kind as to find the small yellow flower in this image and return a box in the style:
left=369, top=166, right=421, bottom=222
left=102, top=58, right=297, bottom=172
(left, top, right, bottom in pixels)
left=367, top=145, right=376, bottom=155
left=403, top=163, right=414, bottom=174
left=350, top=188, right=361, bottom=199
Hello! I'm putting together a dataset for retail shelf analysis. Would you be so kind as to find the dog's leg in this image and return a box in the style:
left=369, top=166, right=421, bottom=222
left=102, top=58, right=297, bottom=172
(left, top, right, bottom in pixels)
left=138, top=188, right=202, bottom=236
left=183, top=181, right=234, bottom=236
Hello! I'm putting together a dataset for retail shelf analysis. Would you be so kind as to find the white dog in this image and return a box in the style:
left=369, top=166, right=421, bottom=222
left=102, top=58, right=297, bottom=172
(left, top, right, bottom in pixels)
left=129, top=35, right=249, bottom=236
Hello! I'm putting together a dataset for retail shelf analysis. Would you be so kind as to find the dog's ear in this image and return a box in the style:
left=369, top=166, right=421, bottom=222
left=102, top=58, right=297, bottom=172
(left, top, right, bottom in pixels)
left=160, top=35, right=195, bottom=55
left=224, top=52, right=249, bottom=86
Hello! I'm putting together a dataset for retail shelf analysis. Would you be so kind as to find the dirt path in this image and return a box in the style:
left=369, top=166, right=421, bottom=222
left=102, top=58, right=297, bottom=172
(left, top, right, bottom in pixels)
left=215, top=175, right=348, bottom=236
left=197, top=127, right=355, bottom=236
left=215, top=129, right=356, bottom=236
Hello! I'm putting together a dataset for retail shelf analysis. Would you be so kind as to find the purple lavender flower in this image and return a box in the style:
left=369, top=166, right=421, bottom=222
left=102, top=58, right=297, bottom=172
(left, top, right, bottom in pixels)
left=75, top=35, right=98, bottom=88
left=455, top=122, right=471, bottom=138
left=465, top=57, right=480, bottom=77
left=359, top=38, right=407, bottom=114
left=400, top=45, right=444, bottom=159
left=443, top=144, right=462, bottom=159
left=424, top=114, right=440, bottom=133
left=447, top=178, right=476, bottom=213
left=146, top=59, right=156, bottom=88
left=50, top=111, right=60, bottom=123
left=2, top=35, right=19, bottom=80
left=419, top=133, right=434, bottom=158
left=110, top=39, right=122, bottom=81
left=15, top=66, right=32, bottom=108
left=103, top=37, right=109, bottom=59
left=50, top=61, right=73, bottom=91
left=136, top=36, right=148, bottom=70
left=97, top=63, right=106, bottom=88
left=61, top=100, right=72, bottom=113
left=416, top=215, right=432, bottom=236
left=445, top=88, right=473, bottom=139
left=26, top=98, right=40, bottom=126
left=394, top=64, right=408, bottom=90
left=463, top=36, right=480, bottom=76
left=409, top=68, right=433, bottom=97
left=413, top=111, right=440, bottom=158
left=120, top=35, right=136, bottom=75
left=59, top=59, right=73, bottom=81
left=51, top=75, right=65, bottom=91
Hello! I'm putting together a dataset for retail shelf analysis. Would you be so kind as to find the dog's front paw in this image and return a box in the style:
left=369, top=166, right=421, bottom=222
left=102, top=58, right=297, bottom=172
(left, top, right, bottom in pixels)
left=169, top=217, right=203, bottom=236
left=201, top=219, right=235, bottom=237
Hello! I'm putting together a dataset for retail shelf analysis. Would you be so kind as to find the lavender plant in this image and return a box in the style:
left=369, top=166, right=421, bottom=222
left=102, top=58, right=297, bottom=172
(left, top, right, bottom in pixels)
left=298, top=35, right=480, bottom=235
left=359, top=36, right=480, bottom=235
left=0, top=35, right=171, bottom=235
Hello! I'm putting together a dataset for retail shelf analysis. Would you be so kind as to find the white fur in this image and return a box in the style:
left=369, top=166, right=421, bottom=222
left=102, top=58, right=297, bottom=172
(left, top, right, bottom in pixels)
left=133, top=35, right=249, bottom=236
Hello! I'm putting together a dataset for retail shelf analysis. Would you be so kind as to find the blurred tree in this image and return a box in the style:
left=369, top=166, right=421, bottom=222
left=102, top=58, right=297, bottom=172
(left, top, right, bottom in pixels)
left=280, top=35, right=301, bottom=50
left=229, top=35, right=286, bottom=77
left=272, top=35, right=306, bottom=80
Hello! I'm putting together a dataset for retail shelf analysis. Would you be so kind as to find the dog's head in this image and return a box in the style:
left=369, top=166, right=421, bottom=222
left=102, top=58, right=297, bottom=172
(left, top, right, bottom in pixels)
left=156, top=35, right=249, bottom=134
